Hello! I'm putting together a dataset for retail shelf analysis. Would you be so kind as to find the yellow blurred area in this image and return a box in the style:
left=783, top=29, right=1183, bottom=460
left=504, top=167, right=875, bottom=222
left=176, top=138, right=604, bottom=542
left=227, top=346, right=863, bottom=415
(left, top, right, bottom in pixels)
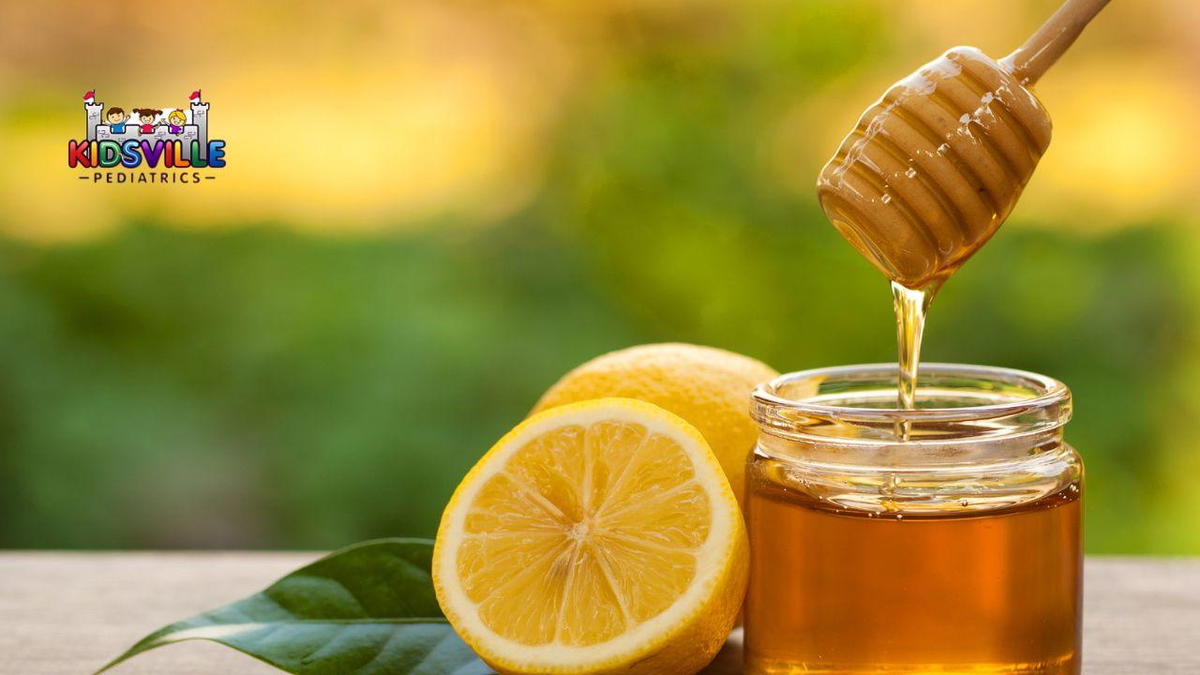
left=1029, top=59, right=1199, bottom=227
left=0, top=1, right=572, bottom=241
left=0, top=0, right=1195, bottom=242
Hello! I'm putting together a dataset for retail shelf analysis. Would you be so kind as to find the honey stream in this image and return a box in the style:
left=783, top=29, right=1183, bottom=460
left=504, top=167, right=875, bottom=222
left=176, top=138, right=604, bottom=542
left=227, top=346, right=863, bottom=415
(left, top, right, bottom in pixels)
left=891, top=281, right=937, bottom=428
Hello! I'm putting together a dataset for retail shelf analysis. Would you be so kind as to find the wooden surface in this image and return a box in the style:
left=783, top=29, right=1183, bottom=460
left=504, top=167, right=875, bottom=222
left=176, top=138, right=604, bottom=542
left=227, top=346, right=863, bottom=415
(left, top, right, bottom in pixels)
left=0, top=553, right=1197, bottom=674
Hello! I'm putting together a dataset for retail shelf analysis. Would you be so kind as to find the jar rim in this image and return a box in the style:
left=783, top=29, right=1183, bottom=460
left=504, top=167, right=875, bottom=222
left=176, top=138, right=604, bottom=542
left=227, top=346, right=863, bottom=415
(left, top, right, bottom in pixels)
left=751, top=363, right=1071, bottom=440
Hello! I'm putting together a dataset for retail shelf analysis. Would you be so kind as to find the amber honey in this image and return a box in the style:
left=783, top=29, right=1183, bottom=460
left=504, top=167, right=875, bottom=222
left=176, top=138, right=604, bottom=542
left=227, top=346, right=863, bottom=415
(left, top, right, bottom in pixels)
left=746, top=464, right=1081, bottom=674
left=745, top=364, right=1082, bottom=675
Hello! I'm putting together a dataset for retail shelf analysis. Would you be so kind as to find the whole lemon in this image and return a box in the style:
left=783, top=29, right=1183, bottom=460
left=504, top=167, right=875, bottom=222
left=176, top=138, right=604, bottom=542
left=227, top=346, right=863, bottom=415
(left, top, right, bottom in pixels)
left=531, top=343, right=778, bottom=506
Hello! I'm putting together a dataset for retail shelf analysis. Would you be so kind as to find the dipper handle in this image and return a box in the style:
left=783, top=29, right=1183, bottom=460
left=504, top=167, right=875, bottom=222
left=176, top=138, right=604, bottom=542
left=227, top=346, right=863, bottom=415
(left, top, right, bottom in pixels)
left=1001, top=0, right=1111, bottom=85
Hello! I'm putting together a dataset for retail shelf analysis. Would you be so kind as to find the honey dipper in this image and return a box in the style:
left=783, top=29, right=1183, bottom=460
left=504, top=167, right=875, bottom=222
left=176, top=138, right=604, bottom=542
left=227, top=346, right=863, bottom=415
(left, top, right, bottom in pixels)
left=817, top=0, right=1111, bottom=290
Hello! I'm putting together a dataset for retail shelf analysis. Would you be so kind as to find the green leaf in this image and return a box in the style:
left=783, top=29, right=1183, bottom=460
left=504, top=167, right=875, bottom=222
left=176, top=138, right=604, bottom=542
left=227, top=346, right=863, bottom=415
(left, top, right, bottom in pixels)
left=99, top=538, right=491, bottom=674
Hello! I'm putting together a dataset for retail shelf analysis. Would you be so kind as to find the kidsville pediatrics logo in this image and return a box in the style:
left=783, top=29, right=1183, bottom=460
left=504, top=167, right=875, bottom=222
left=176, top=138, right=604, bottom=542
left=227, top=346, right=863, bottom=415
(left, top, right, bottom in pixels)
left=68, top=89, right=226, bottom=184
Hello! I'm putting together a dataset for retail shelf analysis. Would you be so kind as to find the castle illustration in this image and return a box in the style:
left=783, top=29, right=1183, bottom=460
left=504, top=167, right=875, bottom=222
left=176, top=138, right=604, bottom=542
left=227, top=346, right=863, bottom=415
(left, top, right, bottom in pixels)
left=84, top=91, right=211, bottom=163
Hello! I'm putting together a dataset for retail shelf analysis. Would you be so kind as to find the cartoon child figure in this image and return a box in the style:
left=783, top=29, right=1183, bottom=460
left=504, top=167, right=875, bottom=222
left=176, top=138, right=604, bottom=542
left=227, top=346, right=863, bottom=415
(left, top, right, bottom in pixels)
left=106, top=107, right=129, bottom=133
left=166, top=109, right=187, bottom=134
left=133, top=108, right=161, bottom=134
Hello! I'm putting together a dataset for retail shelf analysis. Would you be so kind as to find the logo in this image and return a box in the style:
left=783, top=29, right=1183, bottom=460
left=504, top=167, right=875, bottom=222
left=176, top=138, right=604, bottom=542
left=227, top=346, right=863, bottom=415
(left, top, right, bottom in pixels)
left=69, top=89, right=226, bottom=184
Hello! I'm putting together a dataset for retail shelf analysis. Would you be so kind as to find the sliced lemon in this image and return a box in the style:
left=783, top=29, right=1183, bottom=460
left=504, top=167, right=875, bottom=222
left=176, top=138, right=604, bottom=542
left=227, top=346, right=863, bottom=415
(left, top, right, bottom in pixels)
left=433, top=398, right=748, bottom=675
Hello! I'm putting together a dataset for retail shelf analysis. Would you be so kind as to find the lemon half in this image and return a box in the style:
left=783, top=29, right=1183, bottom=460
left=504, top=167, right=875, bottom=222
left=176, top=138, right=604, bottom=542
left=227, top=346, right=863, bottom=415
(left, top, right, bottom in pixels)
left=433, top=398, right=748, bottom=675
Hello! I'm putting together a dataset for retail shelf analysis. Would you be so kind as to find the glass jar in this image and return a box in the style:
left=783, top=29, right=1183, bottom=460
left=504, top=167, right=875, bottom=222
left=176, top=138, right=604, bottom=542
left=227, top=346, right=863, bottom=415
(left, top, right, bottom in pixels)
left=744, top=363, right=1082, bottom=675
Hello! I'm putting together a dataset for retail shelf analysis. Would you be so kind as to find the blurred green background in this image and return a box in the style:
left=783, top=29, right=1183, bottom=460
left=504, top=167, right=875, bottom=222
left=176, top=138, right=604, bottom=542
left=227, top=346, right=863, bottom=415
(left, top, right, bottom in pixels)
left=1, top=0, right=1197, bottom=553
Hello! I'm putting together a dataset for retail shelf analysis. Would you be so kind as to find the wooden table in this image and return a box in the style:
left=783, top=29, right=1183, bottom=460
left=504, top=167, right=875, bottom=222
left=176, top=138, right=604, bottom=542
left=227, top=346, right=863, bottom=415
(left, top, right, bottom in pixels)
left=1, top=553, right=1196, bottom=674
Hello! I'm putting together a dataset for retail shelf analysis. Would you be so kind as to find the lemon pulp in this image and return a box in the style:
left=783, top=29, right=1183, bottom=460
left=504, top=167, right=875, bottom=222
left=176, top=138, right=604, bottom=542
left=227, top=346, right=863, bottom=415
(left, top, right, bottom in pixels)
left=434, top=399, right=746, bottom=674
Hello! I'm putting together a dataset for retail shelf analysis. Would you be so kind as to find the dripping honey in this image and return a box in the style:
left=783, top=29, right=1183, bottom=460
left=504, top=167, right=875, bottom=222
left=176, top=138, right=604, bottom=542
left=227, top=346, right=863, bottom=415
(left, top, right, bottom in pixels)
left=749, top=0, right=1108, bottom=668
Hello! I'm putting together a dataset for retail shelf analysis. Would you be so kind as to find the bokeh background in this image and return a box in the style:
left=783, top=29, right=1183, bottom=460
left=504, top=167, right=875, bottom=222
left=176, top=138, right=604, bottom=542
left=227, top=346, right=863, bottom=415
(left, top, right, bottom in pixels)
left=1, top=0, right=1197, bottom=553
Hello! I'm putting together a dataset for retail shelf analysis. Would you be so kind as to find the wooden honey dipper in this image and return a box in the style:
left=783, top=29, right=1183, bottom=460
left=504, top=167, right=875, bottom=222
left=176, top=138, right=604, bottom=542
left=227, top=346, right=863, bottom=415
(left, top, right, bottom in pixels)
left=817, top=0, right=1111, bottom=291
